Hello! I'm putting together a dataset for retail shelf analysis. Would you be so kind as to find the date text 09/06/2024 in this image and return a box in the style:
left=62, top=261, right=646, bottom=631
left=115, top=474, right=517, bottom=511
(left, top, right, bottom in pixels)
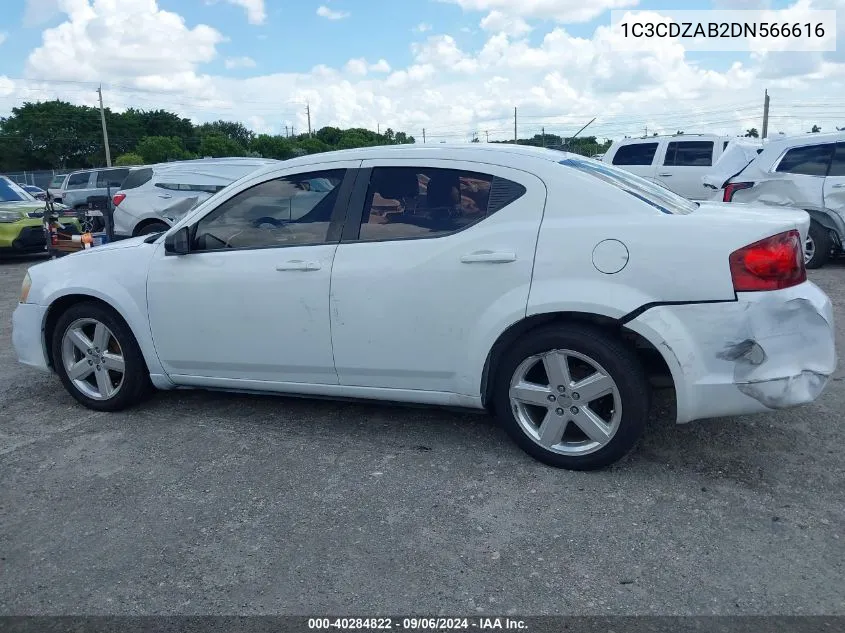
left=307, top=617, right=528, bottom=630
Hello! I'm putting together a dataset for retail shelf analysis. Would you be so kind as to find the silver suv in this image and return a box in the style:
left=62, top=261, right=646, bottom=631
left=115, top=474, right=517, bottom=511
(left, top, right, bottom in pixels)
left=112, top=158, right=280, bottom=237
left=47, top=168, right=130, bottom=208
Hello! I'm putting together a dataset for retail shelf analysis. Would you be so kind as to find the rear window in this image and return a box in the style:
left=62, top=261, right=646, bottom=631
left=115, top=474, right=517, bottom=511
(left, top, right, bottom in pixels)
left=664, top=141, right=714, bottom=167
left=121, top=168, right=153, bottom=190
left=775, top=144, right=834, bottom=176
left=560, top=157, right=698, bottom=215
left=96, top=168, right=129, bottom=188
left=612, top=142, right=658, bottom=166
left=49, top=174, right=66, bottom=188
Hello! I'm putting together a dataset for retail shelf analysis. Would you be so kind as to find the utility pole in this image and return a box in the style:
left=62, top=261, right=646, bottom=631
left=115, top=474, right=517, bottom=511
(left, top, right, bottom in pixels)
left=762, top=89, right=770, bottom=139
left=485, top=130, right=489, bottom=142
left=542, top=127, right=546, bottom=148
left=513, top=107, right=518, bottom=144
left=306, top=103, right=312, bottom=137
left=97, top=85, right=112, bottom=167
left=644, top=126, right=648, bottom=138
left=423, top=128, right=426, bottom=143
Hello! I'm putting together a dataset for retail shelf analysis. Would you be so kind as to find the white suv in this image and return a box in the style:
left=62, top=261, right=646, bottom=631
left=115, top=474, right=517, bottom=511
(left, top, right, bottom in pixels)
left=718, top=131, right=845, bottom=269
left=602, top=134, right=735, bottom=199
left=112, top=158, right=280, bottom=237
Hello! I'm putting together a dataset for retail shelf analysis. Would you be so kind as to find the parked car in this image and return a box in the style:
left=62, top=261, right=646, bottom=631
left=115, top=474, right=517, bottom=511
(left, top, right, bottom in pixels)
left=0, top=176, right=79, bottom=255
left=602, top=134, right=736, bottom=199
left=701, top=138, right=765, bottom=201
left=112, top=158, right=280, bottom=237
left=21, top=184, right=48, bottom=201
left=47, top=167, right=130, bottom=208
left=12, top=145, right=835, bottom=470
left=714, top=131, right=845, bottom=269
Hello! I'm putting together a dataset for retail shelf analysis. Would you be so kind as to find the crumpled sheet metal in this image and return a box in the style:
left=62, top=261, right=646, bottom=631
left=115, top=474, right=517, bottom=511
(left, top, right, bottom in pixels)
left=701, top=139, right=763, bottom=195
left=160, top=195, right=205, bottom=220
left=715, top=296, right=836, bottom=409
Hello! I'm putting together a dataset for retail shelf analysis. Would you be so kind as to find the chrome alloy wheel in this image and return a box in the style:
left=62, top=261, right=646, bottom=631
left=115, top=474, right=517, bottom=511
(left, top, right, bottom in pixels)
left=60, top=318, right=125, bottom=400
left=508, top=349, right=622, bottom=456
left=804, top=234, right=815, bottom=265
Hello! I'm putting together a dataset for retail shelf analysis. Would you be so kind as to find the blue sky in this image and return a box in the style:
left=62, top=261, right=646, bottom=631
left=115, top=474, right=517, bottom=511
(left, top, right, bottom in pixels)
left=0, top=0, right=842, bottom=141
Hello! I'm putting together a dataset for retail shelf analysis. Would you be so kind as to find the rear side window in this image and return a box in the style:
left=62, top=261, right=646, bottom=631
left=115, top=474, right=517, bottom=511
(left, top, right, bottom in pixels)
left=355, top=167, right=523, bottom=242
left=49, top=174, right=66, bottom=188
left=775, top=144, right=834, bottom=176
left=826, top=143, right=845, bottom=177
left=612, top=143, right=658, bottom=166
left=121, top=168, right=153, bottom=190
left=96, top=168, right=129, bottom=188
left=560, top=157, right=698, bottom=215
left=664, top=141, right=714, bottom=166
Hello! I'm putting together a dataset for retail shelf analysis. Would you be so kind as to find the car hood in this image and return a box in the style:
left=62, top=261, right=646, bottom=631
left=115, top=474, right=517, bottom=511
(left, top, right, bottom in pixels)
left=0, top=201, right=49, bottom=216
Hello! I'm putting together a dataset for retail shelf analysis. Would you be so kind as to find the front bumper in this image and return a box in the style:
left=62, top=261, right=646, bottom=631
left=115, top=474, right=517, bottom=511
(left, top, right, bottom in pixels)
left=12, top=302, right=51, bottom=373
left=0, top=223, right=46, bottom=253
left=626, top=281, right=836, bottom=423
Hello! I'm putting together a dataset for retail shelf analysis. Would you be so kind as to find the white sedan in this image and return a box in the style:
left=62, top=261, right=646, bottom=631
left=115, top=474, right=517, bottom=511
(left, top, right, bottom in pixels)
left=12, top=145, right=837, bottom=470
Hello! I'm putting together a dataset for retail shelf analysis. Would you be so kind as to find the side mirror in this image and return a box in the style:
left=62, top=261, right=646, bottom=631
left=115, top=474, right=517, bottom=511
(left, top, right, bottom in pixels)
left=164, top=226, right=191, bottom=255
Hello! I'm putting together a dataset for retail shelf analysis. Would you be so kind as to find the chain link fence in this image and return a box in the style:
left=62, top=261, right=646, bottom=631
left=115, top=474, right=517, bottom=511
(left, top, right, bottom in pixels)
left=1, top=169, right=86, bottom=190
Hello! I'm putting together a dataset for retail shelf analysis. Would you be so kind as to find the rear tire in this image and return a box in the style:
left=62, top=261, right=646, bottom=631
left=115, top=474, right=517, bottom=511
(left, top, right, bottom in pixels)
left=492, top=324, right=650, bottom=470
left=136, top=222, right=170, bottom=236
left=805, top=221, right=832, bottom=269
left=52, top=301, right=152, bottom=411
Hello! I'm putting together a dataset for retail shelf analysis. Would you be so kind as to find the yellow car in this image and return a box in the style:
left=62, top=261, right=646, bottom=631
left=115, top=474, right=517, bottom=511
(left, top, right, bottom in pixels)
left=0, top=177, right=81, bottom=256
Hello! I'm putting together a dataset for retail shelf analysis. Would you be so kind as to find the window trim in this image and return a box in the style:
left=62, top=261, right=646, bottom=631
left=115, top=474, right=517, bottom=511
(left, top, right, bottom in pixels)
left=339, top=163, right=524, bottom=245
left=770, top=142, right=836, bottom=177
left=174, top=167, right=356, bottom=256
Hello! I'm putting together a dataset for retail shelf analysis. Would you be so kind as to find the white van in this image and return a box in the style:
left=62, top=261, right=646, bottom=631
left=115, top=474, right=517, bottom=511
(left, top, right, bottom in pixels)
left=602, top=134, right=736, bottom=199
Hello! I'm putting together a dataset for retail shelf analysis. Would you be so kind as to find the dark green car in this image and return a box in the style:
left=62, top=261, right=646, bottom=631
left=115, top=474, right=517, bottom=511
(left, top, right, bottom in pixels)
left=0, top=177, right=81, bottom=255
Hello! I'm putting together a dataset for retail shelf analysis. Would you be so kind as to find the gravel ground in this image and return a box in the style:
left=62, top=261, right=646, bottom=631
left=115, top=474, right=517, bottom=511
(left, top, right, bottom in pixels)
left=1, top=254, right=843, bottom=616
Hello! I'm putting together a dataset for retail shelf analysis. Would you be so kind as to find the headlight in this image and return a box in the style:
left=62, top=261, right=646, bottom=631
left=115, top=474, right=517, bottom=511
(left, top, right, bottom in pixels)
left=20, top=273, right=31, bottom=304
left=0, top=210, right=22, bottom=223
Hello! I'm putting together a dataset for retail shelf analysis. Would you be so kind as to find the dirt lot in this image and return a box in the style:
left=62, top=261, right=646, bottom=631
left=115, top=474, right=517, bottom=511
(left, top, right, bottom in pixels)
left=1, top=255, right=843, bottom=615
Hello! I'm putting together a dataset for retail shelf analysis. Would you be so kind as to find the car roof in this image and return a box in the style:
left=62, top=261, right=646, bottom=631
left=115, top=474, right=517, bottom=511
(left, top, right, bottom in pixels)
left=757, top=131, right=845, bottom=151
left=612, top=133, right=729, bottom=145
left=245, top=143, right=576, bottom=179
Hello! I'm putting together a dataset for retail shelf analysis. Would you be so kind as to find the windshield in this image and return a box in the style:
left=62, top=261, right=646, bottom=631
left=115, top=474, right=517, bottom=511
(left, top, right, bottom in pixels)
left=559, top=157, right=698, bottom=215
left=0, top=177, right=37, bottom=203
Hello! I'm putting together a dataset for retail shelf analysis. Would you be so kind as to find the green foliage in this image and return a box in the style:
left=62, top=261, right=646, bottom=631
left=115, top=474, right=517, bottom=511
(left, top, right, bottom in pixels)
left=198, top=134, right=246, bottom=158
left=135, top=136, right=192, bottom=164
left=745, top=128, right=759, bottom=138
left=0, top=100, right=417, bottom=171
left=115, top=152, right=144, bottom=166
left=491, top=133, right=611, bottom=157
left=811, top=124, right=821, bottom=133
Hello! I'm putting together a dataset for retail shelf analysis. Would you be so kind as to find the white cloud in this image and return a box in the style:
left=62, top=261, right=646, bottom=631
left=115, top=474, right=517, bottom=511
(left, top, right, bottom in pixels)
left=221, top=0, right=266, bottom=24
left=479, top=10, right=532, bottom=36
left=414, top=22, right=433, bottom=32
left=370, top=59, right=391, bottom=73
left=317, top=5, right=350, bottom=20
left=345, top=58, right=369, bottom=75
left=438, top=0, right=639, bottom=23
left=225, top=56, right=256, bottom=69
left=0, top=33, right=6, bottom=46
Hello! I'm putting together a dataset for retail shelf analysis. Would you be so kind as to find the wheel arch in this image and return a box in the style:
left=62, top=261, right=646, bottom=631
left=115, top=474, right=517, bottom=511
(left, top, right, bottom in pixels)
left=132, top=217, right=172, bottom=236
left=807, top=208, right=845, bottom=243
left=480, top=310, right=675, bottom=411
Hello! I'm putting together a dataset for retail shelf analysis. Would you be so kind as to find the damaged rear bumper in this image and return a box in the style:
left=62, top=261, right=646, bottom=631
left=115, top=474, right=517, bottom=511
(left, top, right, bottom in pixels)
left=625, top=281, right=836, bottom=423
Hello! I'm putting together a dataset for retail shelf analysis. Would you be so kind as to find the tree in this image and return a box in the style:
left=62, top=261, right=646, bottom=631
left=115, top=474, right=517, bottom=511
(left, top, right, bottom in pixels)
left=251, top=134, right=296, bottom=160
left=811, top=124, right=822, bottom=133
left=196, top=120, right=255, bottom=147
left=745, top=128, right=759, bottom=138
left=115, top=152, right=144, bottom=166
left=198, top=133, right=246, bottom=158
left=135, top=136, right=192, bottom=163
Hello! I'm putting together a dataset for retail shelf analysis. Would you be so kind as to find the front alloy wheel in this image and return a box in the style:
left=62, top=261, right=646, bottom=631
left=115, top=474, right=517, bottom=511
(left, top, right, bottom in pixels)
left=60, top=318, right=126, bottom=400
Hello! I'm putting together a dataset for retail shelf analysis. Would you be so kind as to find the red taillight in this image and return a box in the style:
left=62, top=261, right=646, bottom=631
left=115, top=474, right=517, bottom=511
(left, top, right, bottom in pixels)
left=723, top=181, right=753, bottom=202
left=729, top=230, right=806, bottom=292
left=112, top=193, right=126, bottom=207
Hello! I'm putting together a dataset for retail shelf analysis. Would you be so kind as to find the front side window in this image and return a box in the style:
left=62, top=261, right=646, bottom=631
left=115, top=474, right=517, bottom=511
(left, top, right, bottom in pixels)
left=356, top=167, right=524, bottom=241
left=560, top=157, right=698, bottom=215
left=192, top=169, right=345, bottom=251
left=775, top=144, right=834, bottom=176
left=664, top=141, right=714, bottom=167
left=612, top=143, right=658, bottom=166
left=66, top=173, right=90, bottom=189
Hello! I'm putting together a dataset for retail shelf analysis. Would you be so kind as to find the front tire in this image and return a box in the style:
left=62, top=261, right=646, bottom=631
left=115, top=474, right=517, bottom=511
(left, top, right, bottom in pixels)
left=492, top=324, right=650, bottom=470
left=52, top=301, right=151, bottom=411
left=805, top=221, right=832, bottom=269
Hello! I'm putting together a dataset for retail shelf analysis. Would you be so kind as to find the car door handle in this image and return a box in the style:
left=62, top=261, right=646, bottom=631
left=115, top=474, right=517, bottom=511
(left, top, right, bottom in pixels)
left=658, top=173, right=673, bottom=177
left=157, top=194, right=172, bottom=199
left=276, top=260, right=321, bottom=272
left=460, top=250, right=517, bottom=264
left=832, top=183, right=845, bottom=189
